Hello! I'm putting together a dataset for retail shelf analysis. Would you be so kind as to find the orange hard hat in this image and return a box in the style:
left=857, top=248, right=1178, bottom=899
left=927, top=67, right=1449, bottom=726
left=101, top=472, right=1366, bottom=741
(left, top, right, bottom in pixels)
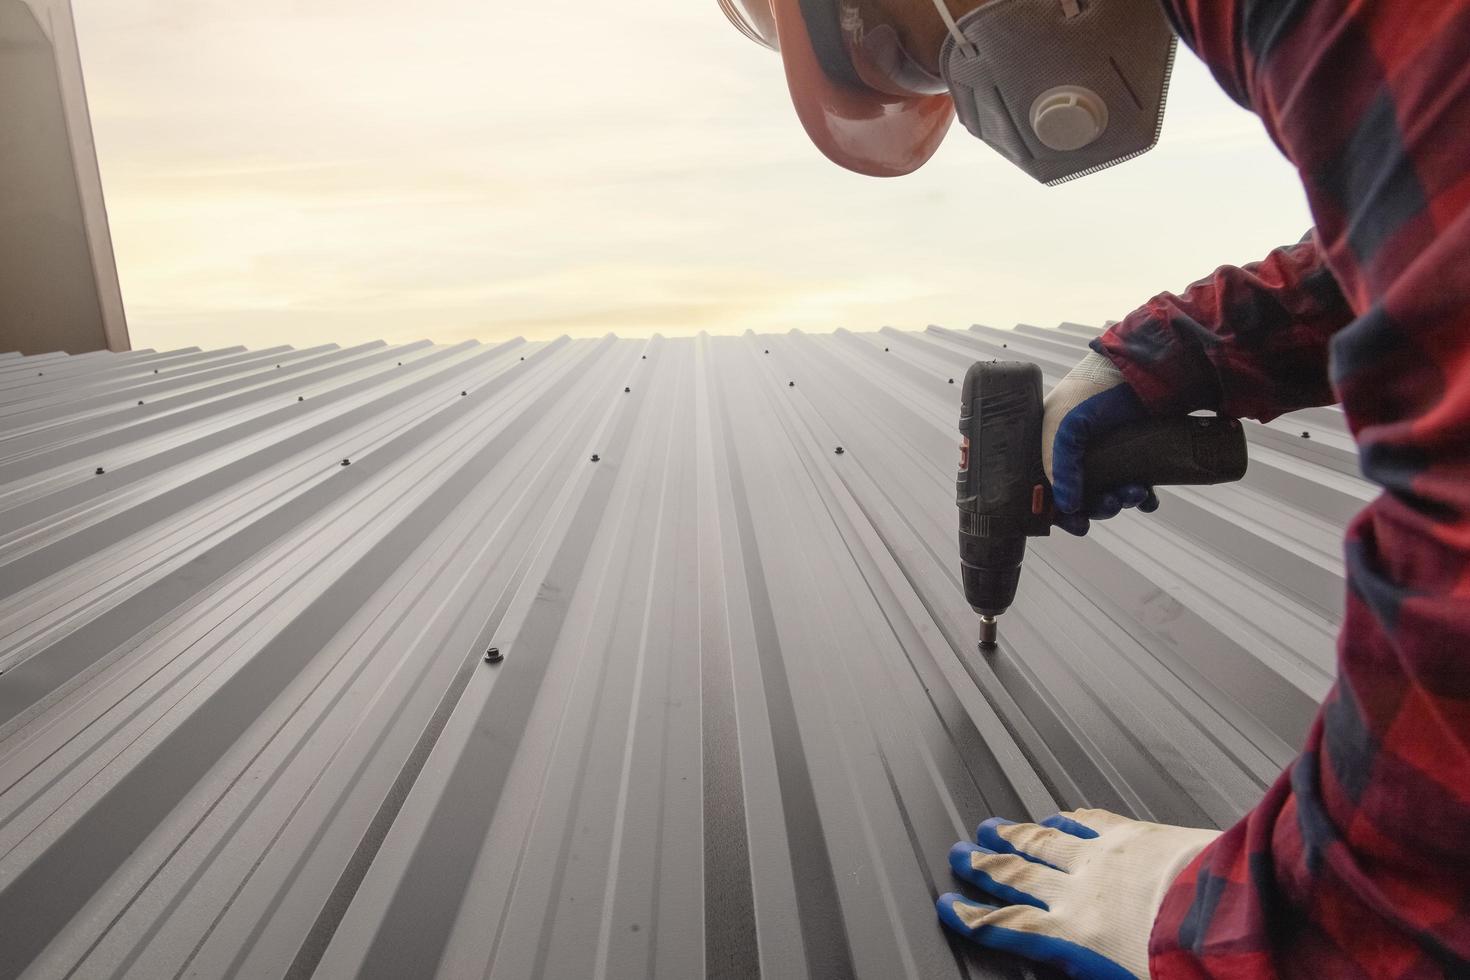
left=719, top=0, right=955, bottom=177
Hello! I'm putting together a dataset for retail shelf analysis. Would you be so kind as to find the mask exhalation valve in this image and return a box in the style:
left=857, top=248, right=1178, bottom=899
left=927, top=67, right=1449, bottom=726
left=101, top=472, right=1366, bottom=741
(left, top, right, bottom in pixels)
left=1030, top=85, right=1109, bottom=151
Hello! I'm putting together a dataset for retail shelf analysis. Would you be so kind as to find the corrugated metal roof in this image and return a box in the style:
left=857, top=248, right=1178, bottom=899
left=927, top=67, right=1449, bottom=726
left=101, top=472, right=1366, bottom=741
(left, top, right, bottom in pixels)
left=0, top=326, right=1361, bottom=979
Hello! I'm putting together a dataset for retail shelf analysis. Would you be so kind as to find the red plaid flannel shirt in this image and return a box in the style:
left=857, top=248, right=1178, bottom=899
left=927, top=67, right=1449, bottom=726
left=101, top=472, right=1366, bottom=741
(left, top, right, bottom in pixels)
left=1093, top=2, right=1470, bottom=976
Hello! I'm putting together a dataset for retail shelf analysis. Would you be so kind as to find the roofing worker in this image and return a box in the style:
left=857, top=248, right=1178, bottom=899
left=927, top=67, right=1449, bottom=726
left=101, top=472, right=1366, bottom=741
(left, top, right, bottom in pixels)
left=717, top=1, right=1470, bottom=977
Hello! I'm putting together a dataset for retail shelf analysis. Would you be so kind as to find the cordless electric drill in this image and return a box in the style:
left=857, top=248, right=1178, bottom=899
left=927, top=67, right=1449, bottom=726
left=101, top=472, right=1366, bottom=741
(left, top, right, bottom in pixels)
left=956, top=361, right=1249, bottom=650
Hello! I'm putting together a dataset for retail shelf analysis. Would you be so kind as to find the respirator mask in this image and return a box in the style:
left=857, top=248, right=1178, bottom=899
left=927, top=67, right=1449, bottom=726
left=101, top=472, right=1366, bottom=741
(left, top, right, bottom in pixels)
left=932, top=0, right=1178, bottom=184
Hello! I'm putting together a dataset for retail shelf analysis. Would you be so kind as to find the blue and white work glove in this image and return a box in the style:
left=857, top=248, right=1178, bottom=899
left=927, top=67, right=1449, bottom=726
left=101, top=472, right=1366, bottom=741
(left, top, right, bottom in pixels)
left=937, top=810, right=1221, bottom=980
left=1042, top=352, right=1160, bottom=536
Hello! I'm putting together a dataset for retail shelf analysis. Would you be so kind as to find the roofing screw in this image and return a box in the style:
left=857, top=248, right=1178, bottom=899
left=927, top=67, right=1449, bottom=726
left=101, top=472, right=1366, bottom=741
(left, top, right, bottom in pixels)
left=153, top=369, right=159, bottom=374
left=397, top=361, right=402, bottom=366
left=624, top=386, right=630, bottom=393
left=461, top=390, right=468, bottom=396
left=37, top=372, right=43, bottom=376
left=520, top=357, right=525, bottom=361
left=298, top=396, right=304, bottom=402
left=484, top=646, right=503, bottom=664
left=788, top=381, right=795, bottom=387
left=137, top=400, right=144, bottom=406
left=341, top=458, right=351, bottom=467
left=95, top=466, right=105, bottom=475
left=1301, top=431, right=1311, bottom=439
left=948, top=378, right=955, bottom=384
left=884, top=347, right=889, bottom=352
left=641, top=355, right=647, bottom=360
left=591, top=453, right=601, bottom=462
left=276, top=364, right=281, bottom=369
left=764, top=349, right=770, bottom=354
left=834, top=446, right=845, bottom=455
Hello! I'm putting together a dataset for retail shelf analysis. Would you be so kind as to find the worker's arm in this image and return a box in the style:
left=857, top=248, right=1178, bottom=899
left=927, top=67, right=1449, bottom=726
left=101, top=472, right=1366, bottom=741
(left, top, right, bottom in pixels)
left=1147, top=0, right=1470, bottom=974
left=1091, top=236, right=1353, bottom=422
left=1043, top=237, right=1353, bottom=534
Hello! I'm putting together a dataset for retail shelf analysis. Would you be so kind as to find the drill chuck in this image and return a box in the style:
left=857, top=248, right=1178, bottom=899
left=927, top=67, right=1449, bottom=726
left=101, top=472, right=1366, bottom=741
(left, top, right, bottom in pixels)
left=959, top=528, right=1027, bottom=618
left=978, top=616, right=999, bottom=650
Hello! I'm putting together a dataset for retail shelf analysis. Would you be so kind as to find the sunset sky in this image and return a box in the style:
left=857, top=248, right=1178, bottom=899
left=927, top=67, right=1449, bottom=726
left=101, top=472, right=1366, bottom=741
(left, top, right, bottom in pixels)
left=72, top=1, right=1315, bottom=351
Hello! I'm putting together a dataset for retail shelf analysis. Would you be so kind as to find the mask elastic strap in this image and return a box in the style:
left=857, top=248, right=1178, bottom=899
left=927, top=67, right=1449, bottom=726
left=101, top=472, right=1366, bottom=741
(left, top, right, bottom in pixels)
left=928, top=0, right=978, bottom=59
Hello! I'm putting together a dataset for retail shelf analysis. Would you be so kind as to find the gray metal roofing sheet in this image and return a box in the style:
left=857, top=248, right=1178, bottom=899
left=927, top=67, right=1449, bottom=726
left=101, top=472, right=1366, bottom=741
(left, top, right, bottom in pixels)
left=0, top=326, right=1359, bottom=979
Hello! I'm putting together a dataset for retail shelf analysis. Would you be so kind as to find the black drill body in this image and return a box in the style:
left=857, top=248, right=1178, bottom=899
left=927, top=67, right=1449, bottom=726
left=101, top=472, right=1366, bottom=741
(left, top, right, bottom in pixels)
left=956, top=360, right=1250, bottom=649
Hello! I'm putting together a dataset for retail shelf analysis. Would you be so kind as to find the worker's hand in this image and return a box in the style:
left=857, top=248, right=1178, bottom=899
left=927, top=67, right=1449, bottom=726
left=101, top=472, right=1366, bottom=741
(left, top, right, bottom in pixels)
left=936, top=810, right=1220, bottom=980
left=1043, top=352, right=1159, bottom=536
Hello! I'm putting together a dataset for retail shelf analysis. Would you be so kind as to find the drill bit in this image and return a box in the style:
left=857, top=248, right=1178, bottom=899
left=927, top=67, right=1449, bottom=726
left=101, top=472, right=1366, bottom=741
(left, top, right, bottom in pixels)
left=978, top=616, right=999, bottom=651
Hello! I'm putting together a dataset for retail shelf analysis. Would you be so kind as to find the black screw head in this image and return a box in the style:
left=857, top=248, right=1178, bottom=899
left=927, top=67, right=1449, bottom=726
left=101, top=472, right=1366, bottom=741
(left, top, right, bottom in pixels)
left=397, top=361, right=402, bottom=366
left=948, top=378, right=955, bottom=384
left=591, top=454, right=601, bottom=462
left=884, top=347, right=889, bottom=352
left=95, top=466, right=105, bottom=475
left=137, top=400, right=144, bottom=406
left=764, top=349, right=770, bottom=354
left=461, top=391, right=468, bottom=396
left=341, top=459, right=351, bottom=467
left=154, top=369, right=159, bottom=374
left=1301, top=431, right=1311, bottom=439
left=298, top=396, right=304, bottom=402
left=641, top=355, right=647, bottom=360
left=624, top=386, right=630, bottom=393
left=1002, top=344, right=1007, bottom=348
left=276, top=364, right=281, bottom=369
left=520, top=357, right=525, bottom=361
left=834, top=447, right=845, bottom=455
left=788, top=381, right=795, bottom=387
left=37, top=372, right=43, bottom=376
left=484, top=646, right=503, bottom=664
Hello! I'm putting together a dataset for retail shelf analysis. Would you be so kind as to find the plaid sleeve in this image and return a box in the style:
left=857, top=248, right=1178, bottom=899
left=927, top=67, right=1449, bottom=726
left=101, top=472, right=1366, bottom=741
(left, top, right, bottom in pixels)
left=1091, top=237, right=1353, bottom=422
left=1148, top=1, right=1470, bottom=978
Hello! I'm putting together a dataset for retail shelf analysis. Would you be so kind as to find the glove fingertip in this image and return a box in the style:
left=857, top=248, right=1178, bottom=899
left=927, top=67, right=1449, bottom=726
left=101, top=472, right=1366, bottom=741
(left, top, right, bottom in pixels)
left=1090, top=494, right=1122, bottom=520
left=936, top=892, right=994, bottom=936
left=1056, top=512, right=1090, bottom=537
left=1140, top=490, right=1160, bottom=513
left=975, top=816, right=1015, bottom=843
left=948, top=840, right=995, bottom=876
left=1039, top=813, right=1101, bottom=839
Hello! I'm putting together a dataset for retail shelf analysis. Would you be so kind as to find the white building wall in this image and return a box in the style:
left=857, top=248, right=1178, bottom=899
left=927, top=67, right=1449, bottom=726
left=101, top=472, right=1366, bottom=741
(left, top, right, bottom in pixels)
left=0, top=0, right=128, bottom=354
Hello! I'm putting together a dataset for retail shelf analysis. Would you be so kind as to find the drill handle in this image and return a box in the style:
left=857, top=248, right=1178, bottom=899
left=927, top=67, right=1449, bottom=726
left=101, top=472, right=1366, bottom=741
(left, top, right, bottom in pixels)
left=1083, top=416, right=1249, bottom=498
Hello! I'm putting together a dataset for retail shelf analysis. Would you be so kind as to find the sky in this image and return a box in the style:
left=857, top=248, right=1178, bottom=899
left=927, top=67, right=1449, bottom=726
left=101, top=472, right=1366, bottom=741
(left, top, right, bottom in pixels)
left=72, top=1, right=1315, bottom=350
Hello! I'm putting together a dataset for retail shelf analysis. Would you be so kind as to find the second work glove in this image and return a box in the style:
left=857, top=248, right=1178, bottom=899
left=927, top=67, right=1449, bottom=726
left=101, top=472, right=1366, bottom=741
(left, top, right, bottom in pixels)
left=1042, top=352, right=1159, bottom=536
left=937, top=810, right=1221, bottom=979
